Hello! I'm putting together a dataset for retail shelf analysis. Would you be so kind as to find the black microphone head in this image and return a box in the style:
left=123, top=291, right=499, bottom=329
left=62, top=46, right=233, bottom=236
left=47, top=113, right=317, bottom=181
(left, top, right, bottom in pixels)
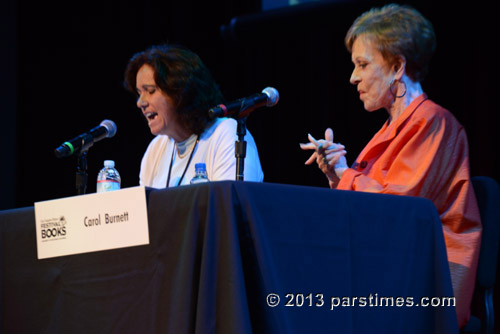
left=100, top=119, right=117, bottom=138
left=54, top=145, right=71, bottom=158
left=262, top=87, right=279, bottom=107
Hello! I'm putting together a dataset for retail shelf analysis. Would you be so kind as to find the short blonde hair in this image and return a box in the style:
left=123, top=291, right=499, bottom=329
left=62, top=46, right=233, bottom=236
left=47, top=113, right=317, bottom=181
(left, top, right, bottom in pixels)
left=345, top=4, right=436, bottom=82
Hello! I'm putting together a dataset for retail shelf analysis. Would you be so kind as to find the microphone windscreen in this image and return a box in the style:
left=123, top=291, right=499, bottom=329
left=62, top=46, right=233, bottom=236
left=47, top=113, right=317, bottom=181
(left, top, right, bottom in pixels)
left=262, top=87, right=279, bottom=107
left=100, top=119, right=117, bottom=138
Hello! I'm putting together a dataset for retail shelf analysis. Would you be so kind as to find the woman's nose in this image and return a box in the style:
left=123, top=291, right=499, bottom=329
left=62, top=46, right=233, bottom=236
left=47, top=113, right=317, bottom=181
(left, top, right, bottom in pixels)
left=137, top=95, right=148, bottom=109
left=350, top=71, right=360, bottom=85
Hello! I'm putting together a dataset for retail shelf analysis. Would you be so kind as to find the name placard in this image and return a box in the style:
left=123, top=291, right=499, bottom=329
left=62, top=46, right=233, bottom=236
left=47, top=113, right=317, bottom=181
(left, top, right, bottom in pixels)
left=35, top=186, right=149, bottom=259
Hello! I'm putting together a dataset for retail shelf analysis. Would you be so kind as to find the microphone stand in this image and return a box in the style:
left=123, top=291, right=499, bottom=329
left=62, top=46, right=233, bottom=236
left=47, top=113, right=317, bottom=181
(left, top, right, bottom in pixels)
left=233, top=96, right=258, bottom=181
left=235, top=117, right=247, bottom=181
left=76, top=151, right=88, bottom=195
left=74, top=133, right=94, bottom=195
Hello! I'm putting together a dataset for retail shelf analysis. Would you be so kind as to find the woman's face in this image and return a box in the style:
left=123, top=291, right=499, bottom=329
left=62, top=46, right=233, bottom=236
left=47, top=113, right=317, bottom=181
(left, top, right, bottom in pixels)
left=136, top=64, right=185, bottom=139
left=350, top=36, right=395, bottom=112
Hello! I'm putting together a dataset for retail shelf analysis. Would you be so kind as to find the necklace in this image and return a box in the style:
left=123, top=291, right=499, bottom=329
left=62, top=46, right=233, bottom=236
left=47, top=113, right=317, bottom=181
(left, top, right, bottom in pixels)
left=166, top=135, right=199, bottom=187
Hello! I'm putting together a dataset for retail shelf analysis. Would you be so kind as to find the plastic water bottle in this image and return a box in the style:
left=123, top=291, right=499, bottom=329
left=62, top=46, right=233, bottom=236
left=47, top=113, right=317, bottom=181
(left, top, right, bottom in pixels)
left=97, top=160, right=121, bottom=192
left=190, top=163, right=209, bottom=184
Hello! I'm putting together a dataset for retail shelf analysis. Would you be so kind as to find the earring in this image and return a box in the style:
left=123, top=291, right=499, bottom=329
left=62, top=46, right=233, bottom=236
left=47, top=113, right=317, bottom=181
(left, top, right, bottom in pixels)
left=389, top=79, right=406, bottom=98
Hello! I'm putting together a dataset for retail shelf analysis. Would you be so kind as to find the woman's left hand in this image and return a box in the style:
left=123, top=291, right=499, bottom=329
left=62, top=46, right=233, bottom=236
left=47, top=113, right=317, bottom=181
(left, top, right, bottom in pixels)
left=300, top=128, right=348, bottom=182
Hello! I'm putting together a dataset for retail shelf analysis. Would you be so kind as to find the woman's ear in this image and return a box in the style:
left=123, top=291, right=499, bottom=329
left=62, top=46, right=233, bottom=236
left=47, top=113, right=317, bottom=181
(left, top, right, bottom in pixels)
left=393, top=55, right=406, bottom=80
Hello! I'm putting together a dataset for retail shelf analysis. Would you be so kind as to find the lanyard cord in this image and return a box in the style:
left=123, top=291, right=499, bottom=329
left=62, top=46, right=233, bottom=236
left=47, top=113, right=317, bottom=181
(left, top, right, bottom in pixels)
left=166, top=135, right=199, bottom=187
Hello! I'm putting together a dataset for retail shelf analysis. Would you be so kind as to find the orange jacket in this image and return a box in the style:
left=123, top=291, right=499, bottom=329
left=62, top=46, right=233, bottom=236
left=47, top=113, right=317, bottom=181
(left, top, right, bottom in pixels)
left=337, top=94, right=482, bottom=328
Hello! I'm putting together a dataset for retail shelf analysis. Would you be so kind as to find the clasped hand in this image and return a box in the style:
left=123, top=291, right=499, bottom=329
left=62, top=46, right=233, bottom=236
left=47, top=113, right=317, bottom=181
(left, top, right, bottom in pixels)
left=300, top=128, right=348, bottom=184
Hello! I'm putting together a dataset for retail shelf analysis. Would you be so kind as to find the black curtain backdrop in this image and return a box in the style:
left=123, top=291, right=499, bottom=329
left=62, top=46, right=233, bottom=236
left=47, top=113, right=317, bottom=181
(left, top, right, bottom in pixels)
left=1, top=0, right=17, bottom=210
left=5, top=0, right=496, bottom=208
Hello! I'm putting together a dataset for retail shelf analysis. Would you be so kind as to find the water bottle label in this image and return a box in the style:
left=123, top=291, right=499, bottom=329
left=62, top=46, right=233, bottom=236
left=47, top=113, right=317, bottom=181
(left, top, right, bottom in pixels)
left=190, top=177, right=209, bottom=184
left=97, top=180, right=121, bottom=193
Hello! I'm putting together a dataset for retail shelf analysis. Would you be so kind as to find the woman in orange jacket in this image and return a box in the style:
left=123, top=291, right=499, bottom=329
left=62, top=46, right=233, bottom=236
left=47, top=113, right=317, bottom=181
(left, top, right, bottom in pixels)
left=300, top=4, right=481, bottom=329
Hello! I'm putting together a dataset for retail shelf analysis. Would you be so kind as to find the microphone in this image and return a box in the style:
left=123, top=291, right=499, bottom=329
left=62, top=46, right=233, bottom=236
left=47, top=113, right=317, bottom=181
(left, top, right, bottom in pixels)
left=54, top=120, right=117, bottom=158
left=209, top=87, right=279, bottom=119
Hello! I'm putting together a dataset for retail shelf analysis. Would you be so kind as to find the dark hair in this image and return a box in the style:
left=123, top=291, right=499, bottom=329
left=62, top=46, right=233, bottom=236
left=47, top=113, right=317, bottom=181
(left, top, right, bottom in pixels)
left=124, top=44, right=225, bottom=135
left=345, top=4, right=436, bottom=82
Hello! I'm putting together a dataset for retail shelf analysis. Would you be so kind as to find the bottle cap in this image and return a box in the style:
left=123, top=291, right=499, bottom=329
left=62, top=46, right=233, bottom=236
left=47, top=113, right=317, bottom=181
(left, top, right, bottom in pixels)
left=195, top=163, right=206, bottom=170
left=104, top=160, right=115, bottom=168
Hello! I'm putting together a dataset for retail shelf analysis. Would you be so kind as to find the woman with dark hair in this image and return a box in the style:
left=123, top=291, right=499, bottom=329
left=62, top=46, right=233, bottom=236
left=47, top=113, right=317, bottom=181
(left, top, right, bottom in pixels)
left=124, top=44, right=263, bottom=187
left=300, top=4, right=481, bottom=328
